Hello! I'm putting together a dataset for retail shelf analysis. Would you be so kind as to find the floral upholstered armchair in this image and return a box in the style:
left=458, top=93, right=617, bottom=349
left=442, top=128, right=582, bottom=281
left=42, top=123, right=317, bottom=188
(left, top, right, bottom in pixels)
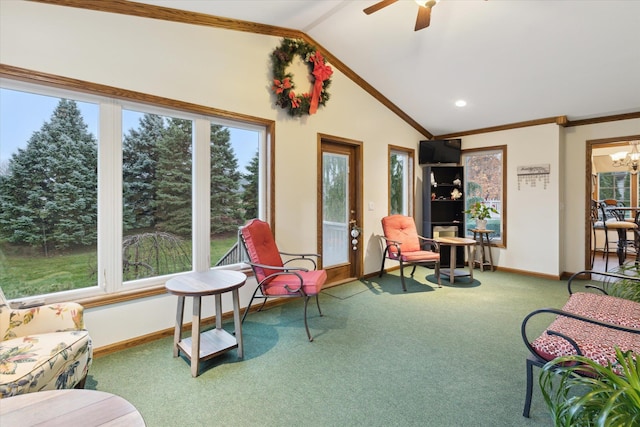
left=0, top=289, right=93, bottom=398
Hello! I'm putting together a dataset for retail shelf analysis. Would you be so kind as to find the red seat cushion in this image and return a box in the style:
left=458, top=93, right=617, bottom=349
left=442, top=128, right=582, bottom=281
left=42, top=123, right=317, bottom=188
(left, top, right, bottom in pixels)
left=262, top=269, right=327, bottom=296
left=530, top=317, right=640, bottom=370
left=530, top=293, right=640, bottom=370
left=389, top=250, right=440, bottom=262
left=563, top=292, right=640, bottom=328
left=241, top=219, right=326, bottom=296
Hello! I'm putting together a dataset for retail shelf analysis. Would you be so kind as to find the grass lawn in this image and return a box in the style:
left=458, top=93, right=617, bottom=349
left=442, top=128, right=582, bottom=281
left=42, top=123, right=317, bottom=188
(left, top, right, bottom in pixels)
left=0, top=234, right=240, bottom=299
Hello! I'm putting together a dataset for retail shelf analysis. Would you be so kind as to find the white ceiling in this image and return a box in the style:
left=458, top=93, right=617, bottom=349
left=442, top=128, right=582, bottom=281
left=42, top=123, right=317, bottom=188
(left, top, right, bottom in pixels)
left=131, top=0, right=640, bottom=137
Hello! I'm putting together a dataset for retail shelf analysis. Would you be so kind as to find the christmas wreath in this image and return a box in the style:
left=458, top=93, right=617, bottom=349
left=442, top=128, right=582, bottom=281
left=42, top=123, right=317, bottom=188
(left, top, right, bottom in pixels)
left=271, top=38, right=333, bottom=116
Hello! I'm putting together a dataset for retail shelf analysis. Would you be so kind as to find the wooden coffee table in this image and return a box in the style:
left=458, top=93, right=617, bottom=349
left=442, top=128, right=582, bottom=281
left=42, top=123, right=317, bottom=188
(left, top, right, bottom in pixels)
left=165, top=270, right=247, bottom=377
left=434, top=236, right=476, bottom=284
left=0, top=389, right=145, bottom=426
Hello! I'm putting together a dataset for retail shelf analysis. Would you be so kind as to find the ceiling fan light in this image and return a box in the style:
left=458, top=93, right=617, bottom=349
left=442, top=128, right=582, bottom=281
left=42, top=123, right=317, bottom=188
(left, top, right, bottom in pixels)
left=610, top=151, right=628, bottom=162
left=610, top=141, right=640, bottom=174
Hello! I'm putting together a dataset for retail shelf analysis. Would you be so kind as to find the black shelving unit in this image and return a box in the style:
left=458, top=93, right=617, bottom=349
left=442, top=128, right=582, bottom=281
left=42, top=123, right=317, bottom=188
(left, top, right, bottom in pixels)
left=422, top=165, right=465, bottom=267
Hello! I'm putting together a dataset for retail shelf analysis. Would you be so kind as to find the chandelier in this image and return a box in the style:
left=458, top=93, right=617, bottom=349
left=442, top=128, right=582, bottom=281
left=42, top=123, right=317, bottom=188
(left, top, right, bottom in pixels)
left=610, top=140, right=640, bottom=175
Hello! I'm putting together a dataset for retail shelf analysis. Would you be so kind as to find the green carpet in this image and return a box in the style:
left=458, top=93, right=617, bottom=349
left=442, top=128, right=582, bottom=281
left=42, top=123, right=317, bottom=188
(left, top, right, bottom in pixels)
left=87, top=268, right=579, bottom=426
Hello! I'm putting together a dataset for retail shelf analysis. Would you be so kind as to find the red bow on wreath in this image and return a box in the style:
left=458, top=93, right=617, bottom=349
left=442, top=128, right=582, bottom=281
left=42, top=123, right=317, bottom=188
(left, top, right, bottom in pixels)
left=309, top=51, right=333, bottom=115
left=272, top=77, right=291, bottom=94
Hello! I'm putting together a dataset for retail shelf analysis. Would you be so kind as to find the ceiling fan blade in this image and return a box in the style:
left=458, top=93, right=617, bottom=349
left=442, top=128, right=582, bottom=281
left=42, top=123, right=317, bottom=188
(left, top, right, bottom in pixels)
left=414, top=6, right=432, bottom=31
left=363, top=0, right=398, bottom=15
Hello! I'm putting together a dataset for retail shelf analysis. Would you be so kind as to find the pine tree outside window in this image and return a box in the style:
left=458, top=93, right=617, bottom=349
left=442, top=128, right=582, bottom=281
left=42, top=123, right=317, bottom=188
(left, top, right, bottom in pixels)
left=389, top=146, right=414, bottom=216
left=0, top=88, right=99, bottom=298
left=122, top=109, right=193, bottom=282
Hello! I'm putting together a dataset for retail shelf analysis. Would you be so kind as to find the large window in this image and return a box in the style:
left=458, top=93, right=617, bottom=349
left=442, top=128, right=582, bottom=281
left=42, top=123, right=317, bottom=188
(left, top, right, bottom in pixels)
left=388, top=146, right=414, bottom=216
left=598, top=172, right=631, bottom=206
left=462, top=147, right=506, bottom=245
left=0, top=88, right=99, bottom=298
left=0, top=80, right=268, bottom=301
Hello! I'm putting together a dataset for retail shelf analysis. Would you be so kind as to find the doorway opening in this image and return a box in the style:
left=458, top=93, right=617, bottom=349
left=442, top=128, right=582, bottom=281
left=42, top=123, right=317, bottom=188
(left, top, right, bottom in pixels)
left=587, top=134, right=640, bottom=273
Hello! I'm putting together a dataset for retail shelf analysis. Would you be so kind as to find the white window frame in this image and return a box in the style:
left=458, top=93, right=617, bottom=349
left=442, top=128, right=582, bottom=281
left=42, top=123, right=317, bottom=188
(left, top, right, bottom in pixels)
left=1, top=78, right=269, bottom=303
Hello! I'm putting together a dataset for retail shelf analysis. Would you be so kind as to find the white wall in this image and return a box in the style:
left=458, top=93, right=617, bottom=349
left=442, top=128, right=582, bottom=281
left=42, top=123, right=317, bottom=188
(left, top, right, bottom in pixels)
left=1, top=1, right=639, bottom=348
left=460, top=124, right=563, bottom=276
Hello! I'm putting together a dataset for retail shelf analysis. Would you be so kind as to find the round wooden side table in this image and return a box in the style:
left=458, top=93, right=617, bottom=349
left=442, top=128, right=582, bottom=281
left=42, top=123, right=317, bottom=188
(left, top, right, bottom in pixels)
left=165, top=270, right=247, bottom=377
left=433, top=236, right=476, bottom=284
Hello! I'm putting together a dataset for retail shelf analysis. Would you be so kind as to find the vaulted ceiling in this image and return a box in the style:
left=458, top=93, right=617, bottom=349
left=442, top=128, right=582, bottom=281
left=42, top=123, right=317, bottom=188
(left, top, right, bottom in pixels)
left=132, top=0, right=640, bottom=137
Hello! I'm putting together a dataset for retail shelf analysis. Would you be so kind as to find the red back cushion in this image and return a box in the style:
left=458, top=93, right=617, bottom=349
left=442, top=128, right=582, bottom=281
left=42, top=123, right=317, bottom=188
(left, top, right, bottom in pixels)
left=381, top=215, right=421, bottom=253
left=241, top=219, right=283, bottom=280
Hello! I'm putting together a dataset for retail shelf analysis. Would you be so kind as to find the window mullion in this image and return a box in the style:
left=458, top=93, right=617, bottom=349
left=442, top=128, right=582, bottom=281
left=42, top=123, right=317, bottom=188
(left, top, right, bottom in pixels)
left=98, top=101, right=123, bottom=293
left=192, top=118, right=211, bottom=272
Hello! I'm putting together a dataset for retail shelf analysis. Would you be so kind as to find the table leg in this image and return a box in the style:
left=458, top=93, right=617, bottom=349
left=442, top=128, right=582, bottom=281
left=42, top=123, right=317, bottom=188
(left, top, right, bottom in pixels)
left=480, top=233, right=491, bottom=271
left=475, top=232, right=484, bottom=272
left=467, top=244, right=474, bottom=281
left=616, top=229, right=626, bottom=266
left=191, top=296, right=201, bottom=378
left=449, top=245, right=456, bottom=284
left=215, top=294, right=222, bottom=330
left=173, top=296, right=185, bottom=358
left=486, top=235, right=494, bottom=271
left=232, top=288, right=243, bottom=359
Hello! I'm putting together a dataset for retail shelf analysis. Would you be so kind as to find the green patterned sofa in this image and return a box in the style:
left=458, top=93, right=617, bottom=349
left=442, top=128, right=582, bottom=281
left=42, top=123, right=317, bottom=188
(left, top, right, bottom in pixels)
left=0, top=291, right=92, bottom=398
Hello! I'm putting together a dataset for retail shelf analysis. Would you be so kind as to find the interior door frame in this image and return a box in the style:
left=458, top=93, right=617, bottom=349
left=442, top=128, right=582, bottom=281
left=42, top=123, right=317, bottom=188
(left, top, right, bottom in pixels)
left=585, top=133, right=640, bottom=270
left=317, top=133, right=363, bottom=285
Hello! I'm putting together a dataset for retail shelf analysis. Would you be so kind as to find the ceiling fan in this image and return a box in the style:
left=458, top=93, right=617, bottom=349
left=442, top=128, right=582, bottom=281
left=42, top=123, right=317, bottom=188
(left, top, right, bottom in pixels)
left=364, top=0, right=438, bottom=31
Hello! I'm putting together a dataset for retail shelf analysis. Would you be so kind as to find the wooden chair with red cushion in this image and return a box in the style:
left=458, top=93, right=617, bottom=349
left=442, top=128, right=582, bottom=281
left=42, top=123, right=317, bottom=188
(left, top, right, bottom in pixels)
left=379, top=214, right=441, bottom=291
left=239, top=219, right=327, bottom=341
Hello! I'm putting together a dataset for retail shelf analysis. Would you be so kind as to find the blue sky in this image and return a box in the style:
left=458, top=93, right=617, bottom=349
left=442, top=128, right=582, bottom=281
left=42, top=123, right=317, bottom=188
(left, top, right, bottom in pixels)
left=0, top=88, right=257, bottom=170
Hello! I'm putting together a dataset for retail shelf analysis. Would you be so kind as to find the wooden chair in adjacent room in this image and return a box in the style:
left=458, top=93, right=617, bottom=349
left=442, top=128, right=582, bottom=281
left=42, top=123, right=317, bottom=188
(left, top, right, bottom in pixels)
left=597, top=202, right=638, bottom=270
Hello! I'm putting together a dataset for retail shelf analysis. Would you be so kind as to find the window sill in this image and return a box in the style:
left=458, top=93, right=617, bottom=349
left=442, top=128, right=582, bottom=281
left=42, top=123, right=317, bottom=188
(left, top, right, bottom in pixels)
left=76, top=267, right=254, bottom=309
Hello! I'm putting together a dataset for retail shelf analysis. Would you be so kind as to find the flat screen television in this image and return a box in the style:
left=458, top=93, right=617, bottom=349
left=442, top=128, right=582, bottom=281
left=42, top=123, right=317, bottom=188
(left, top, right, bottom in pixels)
left=419, top=139, right=462, bottom=165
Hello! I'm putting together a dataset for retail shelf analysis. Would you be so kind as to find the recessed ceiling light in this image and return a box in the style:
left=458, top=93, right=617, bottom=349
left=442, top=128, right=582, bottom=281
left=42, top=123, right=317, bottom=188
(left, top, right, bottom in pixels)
left=455, top=100, right=467, bottom=107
